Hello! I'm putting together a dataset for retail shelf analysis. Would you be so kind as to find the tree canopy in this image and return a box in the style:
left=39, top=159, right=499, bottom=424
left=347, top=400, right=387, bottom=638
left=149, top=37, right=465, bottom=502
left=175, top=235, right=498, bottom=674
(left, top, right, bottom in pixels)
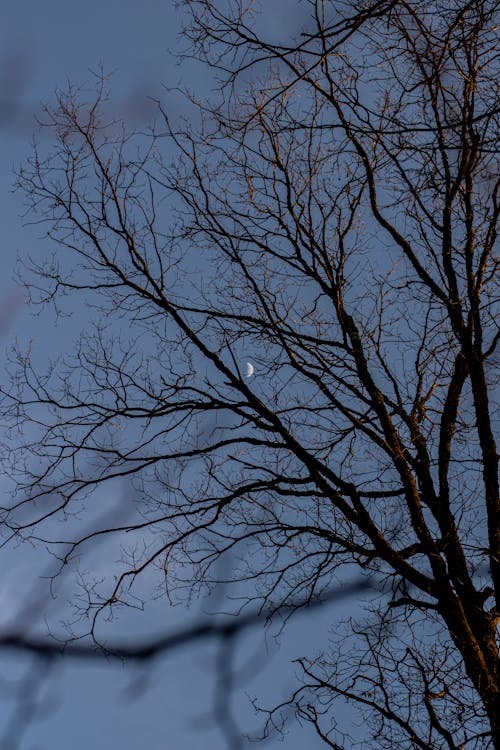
left=1, top=1, right=499, bottom=747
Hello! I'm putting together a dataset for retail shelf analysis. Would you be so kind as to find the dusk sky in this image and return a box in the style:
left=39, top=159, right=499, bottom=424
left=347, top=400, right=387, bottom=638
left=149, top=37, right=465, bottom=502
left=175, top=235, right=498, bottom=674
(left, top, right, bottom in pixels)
left=0, top=3, right=364, bottom=748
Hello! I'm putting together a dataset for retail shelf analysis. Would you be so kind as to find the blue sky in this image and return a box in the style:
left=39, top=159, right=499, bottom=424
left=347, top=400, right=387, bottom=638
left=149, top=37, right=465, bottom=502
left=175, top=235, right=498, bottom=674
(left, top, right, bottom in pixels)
left=0, top=3, right=367, bottom=748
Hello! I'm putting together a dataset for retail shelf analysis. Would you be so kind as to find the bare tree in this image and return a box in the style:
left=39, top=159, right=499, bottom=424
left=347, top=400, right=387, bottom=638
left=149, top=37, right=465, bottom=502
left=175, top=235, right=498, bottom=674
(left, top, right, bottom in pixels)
left=1, top=0, right=498, bottom=747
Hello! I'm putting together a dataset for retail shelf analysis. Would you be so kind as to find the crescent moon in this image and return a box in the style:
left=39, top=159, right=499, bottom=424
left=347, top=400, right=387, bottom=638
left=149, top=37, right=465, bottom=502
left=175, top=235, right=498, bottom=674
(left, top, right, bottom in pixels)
left=245, top=361, right=254, bottom=378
